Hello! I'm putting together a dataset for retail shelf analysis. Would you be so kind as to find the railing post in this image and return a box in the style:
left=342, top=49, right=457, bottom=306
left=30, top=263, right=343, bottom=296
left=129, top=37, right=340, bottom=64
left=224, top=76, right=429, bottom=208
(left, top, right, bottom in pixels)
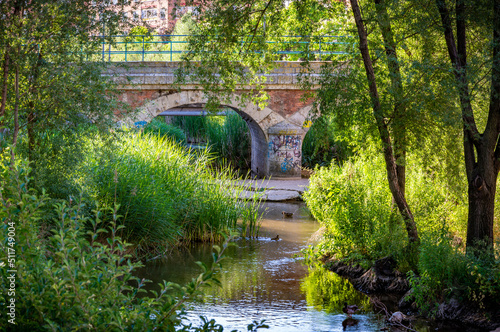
left=142, top=35, right=145, bottom=61
left=125, top=42, right=127, bottom=62
left=319, top=37, right=322, bottom=61
left=170, top=39, right=172, bottom=61
left=108, top=41, right=111, bottom=62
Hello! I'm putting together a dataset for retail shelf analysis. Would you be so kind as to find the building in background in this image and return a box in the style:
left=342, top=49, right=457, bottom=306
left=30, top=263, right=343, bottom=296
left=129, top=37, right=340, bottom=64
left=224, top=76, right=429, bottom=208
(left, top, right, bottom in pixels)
left=122, top=0, right=195, bottom=35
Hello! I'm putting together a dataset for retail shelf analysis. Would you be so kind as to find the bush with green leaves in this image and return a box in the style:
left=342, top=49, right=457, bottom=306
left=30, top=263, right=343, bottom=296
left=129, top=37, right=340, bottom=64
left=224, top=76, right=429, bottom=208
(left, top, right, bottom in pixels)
left=305, top=150, right=500, bottom=312
left=304, top=151, right=469, bottom=265
left=0, top=151, right=268, bottom=331
left=304, top=154, right=407, bottom=261
left=301, top=116, right=351, bottom=168
left=409, top=235, right=500, bottom=315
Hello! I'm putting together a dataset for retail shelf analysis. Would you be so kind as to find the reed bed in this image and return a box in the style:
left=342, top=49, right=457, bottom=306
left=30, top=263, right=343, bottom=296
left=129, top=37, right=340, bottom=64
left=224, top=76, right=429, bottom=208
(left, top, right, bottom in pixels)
left=80, top=131, right=261, bottom=258
left=205, top=111, right=251, bottom=171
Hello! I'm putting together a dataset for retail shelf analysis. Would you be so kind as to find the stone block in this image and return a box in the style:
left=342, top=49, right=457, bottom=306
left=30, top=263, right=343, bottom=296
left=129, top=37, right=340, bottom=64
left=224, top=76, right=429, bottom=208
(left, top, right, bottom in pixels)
left=258, top=112, right=285, bottom=131
left=287, top=104, right=313, bottom=128
left=249, top=106, right=273, bottom=124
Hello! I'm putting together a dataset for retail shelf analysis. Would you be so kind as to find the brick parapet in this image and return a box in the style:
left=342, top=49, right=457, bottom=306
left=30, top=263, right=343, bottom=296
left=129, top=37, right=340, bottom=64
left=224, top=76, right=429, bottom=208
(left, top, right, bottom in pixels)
left=102, top=61, right=326, bottom=89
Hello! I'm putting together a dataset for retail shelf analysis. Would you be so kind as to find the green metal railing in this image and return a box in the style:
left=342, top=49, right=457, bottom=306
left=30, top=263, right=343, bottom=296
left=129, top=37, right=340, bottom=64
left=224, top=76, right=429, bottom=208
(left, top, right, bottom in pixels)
left=96, top=34, right=354, bottom=62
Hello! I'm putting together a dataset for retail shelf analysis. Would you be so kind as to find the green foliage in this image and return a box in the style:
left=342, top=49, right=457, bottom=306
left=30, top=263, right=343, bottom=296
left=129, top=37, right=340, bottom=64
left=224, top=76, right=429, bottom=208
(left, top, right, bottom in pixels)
left=171, top=112, right=251, bottom=172
left=409, top=237, right=500, bottom=315
left=79, top=131, right=259, bottom=258
left=304, top=154, right=407, bottom=260
left=126, top=26, right=154, bottom=47
left=171, top=12, right=199, bottom=61
left=304, top=150, right=469, bottom=269
left=113, top=26, right=176, bottom=62
left=302, top=116, right=352, bottom=168
left=0, top=0, right=131, bottom=149
left=173, top=116, right=210, bottom=143
left=144, top=118, right=187, bottom=144
left=0, top=153, right=267, bottom=331
left=205, top=111, right=251, bottom=172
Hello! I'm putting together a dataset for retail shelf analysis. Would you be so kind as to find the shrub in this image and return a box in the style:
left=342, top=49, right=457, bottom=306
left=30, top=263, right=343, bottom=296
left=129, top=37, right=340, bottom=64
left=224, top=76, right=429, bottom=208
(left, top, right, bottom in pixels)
left=206, top=111, right=251, bottom=171
left=304, top=154, right=407, bottom=261
left=302, top=116, right=351, bottom=168
left=409, top=236, right=500, bottom=314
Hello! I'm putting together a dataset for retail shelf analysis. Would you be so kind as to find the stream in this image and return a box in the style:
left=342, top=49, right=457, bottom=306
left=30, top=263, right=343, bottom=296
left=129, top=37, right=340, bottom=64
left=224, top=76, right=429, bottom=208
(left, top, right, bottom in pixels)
left=138, top=202, right=471, bottom=332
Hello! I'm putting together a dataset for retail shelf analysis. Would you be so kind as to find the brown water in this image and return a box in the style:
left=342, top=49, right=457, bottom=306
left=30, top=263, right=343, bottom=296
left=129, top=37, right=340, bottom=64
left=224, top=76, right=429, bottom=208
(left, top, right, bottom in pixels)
left=137, top=202, right=469, bottom=332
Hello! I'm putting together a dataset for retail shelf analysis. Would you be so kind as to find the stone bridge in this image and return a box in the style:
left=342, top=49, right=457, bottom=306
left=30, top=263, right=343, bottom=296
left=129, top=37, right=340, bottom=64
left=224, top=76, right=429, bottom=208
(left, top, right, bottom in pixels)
left=104, top=61, right=324, bottom=179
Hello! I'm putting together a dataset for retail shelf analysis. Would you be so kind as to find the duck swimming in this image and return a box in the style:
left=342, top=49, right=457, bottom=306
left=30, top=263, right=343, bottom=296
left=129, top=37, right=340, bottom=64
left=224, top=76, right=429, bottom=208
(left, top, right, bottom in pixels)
left=282, top=211, right=293, bottom=218
left=271, top=235, right=279, bottom=241
left=342, top=303, right=359, bottom=318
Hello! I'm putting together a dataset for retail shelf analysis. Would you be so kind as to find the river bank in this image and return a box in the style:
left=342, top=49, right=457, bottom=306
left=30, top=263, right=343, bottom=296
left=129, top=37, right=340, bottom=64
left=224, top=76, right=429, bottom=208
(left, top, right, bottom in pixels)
left=322, top=256, right=500, bottom=331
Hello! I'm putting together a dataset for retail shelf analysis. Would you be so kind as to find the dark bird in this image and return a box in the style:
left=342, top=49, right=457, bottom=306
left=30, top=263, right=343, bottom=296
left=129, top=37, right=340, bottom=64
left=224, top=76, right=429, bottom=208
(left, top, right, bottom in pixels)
left=342, top=317, right=359, bottom=330
left=271, top=235, right=279, bottom=241
left=282, top=211, right=293, bottom=218
left=343, top=302, right=359, bottom=318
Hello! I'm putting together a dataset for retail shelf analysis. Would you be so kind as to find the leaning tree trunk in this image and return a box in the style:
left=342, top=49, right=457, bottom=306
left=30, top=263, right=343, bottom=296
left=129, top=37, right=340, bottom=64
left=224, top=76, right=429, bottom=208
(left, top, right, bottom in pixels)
left=374, top=0, right=407, bottom=197
left=350, top=0, right=419, bottom=245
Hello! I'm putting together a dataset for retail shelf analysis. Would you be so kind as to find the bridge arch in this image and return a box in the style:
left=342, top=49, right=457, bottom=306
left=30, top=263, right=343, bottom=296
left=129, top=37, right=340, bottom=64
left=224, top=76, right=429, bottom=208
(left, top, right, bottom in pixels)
left=122, top=90, right=313, bottom=178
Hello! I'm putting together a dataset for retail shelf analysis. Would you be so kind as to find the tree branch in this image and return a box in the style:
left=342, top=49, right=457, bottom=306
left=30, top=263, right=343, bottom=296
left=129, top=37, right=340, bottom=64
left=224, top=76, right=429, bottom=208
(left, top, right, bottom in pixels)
left=435, top=0, right=478, bottom=180
left=243, top=0, right=273, bottom=54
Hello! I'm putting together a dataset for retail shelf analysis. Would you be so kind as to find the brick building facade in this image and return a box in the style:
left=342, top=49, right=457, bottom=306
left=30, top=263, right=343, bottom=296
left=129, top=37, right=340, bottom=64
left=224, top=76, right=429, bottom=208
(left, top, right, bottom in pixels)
left=122, top=0, right=193, bottom=34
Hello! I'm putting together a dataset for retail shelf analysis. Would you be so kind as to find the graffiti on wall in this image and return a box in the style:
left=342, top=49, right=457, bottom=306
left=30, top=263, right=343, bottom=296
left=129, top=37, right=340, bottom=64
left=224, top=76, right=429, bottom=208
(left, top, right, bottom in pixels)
left=268, top=131, right=302, bottom=173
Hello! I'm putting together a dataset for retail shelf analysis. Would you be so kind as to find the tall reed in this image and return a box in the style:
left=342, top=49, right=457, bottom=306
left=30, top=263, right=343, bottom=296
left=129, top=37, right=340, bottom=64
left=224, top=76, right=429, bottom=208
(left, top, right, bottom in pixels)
left=205, top=111, right=251, bottom=171
left=143, top=118, right=186, bottom=143
left=79, top=131, right=260, bottom=258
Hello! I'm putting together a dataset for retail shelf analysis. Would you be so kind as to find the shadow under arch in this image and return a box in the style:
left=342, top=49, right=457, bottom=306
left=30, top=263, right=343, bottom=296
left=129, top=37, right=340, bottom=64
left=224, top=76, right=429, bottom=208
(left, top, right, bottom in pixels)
left=226, top=106, right=268, bottom=178
left=158, top=103, right=269, bottom=178
left=126, top=90, right=316, bottom=179
left=128, top=90, right=269, bottom=178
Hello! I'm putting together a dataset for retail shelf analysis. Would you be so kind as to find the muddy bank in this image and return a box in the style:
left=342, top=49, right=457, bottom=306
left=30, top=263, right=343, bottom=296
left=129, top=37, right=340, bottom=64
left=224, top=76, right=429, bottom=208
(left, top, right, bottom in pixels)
left=322, top=256, right=500, bottom=331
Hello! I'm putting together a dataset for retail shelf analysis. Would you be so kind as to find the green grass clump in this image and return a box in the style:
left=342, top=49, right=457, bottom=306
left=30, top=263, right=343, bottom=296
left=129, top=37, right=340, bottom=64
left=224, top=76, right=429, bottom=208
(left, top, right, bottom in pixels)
left=79, top=131, right=260, bottom=258
left=144, top=118, right=187, bottom=143
left=172, top=115, right=210, bottom=143
left=171, top=111, right=251, bottom=172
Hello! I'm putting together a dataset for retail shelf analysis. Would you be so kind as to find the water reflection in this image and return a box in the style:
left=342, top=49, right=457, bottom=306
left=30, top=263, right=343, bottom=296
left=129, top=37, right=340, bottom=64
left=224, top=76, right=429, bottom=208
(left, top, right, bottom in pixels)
left=137, top=202, right=383, bottom=331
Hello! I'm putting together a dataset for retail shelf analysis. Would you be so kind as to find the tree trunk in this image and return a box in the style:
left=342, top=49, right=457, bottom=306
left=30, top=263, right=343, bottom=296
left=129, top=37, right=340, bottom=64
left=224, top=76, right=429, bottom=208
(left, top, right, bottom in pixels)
left=435, top=0, right=500, bottom=251
left=374, top=0, right=407, bottom=196
left=0, top=46, right=10, bottom=122
left=467, top=163, right=497, bottom=250
left=349, top=0, right=419, bottom=245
